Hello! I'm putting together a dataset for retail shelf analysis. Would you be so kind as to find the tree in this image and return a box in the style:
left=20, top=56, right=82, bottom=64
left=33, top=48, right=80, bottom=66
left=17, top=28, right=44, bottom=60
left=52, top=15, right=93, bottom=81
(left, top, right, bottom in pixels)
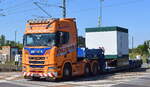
left=130, top=40, right=150, bottom=59
left=5, top=40, right=11, bottom=46
left=146, top=40, right=150, bottom=54
left=0, top=35, right=6, bottom=46
left=16, top=41, right=23, bottom=49
left=10, top=41, right=16, bottom=47
left=0, top=34, right=23, bottom=54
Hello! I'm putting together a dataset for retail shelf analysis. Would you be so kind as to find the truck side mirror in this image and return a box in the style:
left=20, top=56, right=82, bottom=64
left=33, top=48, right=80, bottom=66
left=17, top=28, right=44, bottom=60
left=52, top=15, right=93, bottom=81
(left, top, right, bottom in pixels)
left=55, top=32, right=59, bottom=47
left=23, top=35, right=26, bottom=46
left=59, top=32, right=64, bottom=44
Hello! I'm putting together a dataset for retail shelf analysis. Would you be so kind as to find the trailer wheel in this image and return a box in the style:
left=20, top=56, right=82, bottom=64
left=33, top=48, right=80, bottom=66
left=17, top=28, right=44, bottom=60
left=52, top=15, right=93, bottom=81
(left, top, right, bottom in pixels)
left=92, top=63, right=98, bottom=76
left=84, top=63, right=91, bottom=77
left=63, top=63, right=72, bottom=80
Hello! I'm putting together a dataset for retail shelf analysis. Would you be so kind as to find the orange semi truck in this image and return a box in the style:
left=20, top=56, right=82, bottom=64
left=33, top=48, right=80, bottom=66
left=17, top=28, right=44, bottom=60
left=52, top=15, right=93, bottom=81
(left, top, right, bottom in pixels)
left=22, top=18, right=142, bottom=80
left=22, top=18, right=105, bottom=80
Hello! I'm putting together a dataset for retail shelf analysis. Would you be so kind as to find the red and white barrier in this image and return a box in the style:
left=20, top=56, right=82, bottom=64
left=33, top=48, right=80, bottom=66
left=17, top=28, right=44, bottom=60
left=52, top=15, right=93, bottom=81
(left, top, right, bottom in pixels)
left=23, top=72, right=57, bottom=77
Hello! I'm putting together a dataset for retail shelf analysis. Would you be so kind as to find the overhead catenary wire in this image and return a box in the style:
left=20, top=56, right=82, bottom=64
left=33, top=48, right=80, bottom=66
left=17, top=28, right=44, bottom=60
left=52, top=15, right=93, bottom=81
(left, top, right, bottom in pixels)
left=33, top=2, right=52, bottom=18
left=3, top=0, right=31, bottom=10
left=0, top=0, right=34, bottom=16
left=104, top=0, right=145, bottom=8
left=0, top=0, right=5, bottom=16
left=32, top=15, right=49, bottom=18
left=2, top=1, right=55, bottom=16
left=35, top=0, right=67, bottom=18
left=34, top=1, right=62, bottom=8
left=3, top=5, right=35, bottom=16
left=0, top=0, right=67, bottom=18
left=68, top=0, right=145, bottom=14
left=1, top=0, right=145, bottom=17
left=6, top=8, right=38, bottom=16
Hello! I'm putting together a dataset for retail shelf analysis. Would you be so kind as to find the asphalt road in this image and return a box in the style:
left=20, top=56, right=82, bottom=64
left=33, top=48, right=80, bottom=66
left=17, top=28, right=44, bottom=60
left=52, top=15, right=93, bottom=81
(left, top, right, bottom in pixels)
left=0, top=64, right=150, bottom=87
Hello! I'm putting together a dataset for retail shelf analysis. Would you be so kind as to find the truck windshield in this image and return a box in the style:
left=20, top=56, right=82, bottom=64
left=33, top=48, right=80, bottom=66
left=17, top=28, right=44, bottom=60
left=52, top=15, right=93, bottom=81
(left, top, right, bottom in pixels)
left=24, top=33, right=55, bottom=46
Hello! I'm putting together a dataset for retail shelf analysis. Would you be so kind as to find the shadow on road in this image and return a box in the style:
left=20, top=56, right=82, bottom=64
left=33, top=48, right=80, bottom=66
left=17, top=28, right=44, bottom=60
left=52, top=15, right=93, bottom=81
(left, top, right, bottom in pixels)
left=27, top=67, right=150, bottom=83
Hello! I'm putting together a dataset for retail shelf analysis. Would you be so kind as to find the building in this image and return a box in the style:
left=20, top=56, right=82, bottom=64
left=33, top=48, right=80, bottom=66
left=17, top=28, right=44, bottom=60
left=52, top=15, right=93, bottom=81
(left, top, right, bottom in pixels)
left=0, top=46, right=19, bottom=63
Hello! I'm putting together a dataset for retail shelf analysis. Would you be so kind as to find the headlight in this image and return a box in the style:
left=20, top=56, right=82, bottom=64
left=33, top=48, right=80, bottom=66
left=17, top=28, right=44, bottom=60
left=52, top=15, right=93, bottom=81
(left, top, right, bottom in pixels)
left=22, top=66, right=26, bottom=69
left=48, top=67, right=57, bottom=69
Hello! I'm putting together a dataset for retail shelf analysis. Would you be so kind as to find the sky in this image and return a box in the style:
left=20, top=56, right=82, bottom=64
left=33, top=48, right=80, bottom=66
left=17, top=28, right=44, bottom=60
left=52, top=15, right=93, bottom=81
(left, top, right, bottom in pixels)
left=0, top=0, right=149, bottom=48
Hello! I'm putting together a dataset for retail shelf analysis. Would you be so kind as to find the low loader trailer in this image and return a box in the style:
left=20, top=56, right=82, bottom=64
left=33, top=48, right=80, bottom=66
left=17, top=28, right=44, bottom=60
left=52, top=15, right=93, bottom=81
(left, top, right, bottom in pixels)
left=22, top=18, right=142, bottom=81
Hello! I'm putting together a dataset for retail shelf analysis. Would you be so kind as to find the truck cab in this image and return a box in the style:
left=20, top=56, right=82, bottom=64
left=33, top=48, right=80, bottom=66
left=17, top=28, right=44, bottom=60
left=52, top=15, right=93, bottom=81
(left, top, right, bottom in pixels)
left=22, top=18, right=105, bottom=80
left=22, top=18, right=80, bottom=79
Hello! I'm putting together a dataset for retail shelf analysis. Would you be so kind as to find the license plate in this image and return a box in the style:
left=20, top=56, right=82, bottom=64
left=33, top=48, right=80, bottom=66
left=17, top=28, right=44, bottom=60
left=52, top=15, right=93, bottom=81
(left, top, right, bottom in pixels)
left=33, top=74, right=39, bottom=77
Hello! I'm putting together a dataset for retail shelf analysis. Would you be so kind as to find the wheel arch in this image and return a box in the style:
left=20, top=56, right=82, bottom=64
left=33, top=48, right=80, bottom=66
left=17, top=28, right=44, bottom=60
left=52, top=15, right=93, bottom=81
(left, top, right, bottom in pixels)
left=61, top=60, right=72, bottom=75
left=91, top=60, right=99, bottom=72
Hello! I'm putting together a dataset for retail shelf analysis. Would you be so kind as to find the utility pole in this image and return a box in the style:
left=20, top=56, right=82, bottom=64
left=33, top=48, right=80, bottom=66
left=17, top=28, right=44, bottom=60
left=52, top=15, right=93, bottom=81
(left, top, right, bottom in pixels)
left=15, top=30, right=17, bottom=46
left=62, top=0, right=66, bottom=18
left=98, top=0, right=104, bottom=27
left=132, top=36, right=134, bottom=50
left=148, top=41, right=150, bottom=54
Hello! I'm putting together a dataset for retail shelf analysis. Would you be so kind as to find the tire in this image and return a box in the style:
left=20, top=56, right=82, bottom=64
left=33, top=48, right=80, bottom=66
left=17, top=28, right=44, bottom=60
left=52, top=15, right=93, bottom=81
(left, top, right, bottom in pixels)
left=46, top=78, right=60, bottom=82
left=24, top=76, right=30, bottom=79
left=91, top=63, right=98, bottom=76
left=63, top=63, right=72, bottom=80
left=31, top=77, right=40, bottom=81
left=84, top=63, right=91, bottom=77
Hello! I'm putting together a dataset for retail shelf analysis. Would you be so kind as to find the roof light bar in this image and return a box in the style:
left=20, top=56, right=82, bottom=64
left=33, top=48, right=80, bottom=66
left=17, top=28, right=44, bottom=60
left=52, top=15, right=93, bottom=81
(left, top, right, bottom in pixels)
left=27, top=18, right=57, bottom=23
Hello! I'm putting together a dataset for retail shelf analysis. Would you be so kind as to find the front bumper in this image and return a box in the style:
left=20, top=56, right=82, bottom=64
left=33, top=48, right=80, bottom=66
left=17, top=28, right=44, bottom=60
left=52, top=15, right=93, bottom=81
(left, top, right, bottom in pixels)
left=23, top=72, right=58, bottom=78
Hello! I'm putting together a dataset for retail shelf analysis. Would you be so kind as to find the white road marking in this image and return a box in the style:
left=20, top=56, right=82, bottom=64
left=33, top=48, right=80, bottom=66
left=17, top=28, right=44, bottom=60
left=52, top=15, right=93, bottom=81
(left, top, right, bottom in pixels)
left=87, top=84, right=116, bottom=87
left=0, top=80, right=8, bottom=83
left=5, top=75, right=21, bottom=80
left=1, top=66, right=150, bottom=87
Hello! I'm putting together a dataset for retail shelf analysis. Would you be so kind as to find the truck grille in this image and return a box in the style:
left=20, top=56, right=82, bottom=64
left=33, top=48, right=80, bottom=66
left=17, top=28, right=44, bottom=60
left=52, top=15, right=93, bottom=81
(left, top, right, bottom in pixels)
left=29, top=57, right=45, bottom=60
left=30, top=71, right=44, bottom=73
left=29, top=61, right=45, bottom=64
left=30, top=65, right=45, bottom=68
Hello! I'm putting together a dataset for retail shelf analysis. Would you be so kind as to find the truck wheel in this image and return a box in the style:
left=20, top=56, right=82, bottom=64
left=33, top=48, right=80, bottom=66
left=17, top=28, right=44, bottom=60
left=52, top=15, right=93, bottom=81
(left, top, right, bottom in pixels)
left=24, top=76, right=30, bottom=79
left=92, top=63, right=98, bottom=76
left=84, top=63, right=91, bottom=77
left=32, top=77, right=40, bottom=81
left=63, top=64, right=72, bottom=80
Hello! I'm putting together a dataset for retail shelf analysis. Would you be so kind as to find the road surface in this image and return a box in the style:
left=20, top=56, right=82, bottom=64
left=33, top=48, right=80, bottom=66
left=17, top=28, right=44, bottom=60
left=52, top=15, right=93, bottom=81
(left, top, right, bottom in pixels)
left=0, top=64, right=150, bottom=87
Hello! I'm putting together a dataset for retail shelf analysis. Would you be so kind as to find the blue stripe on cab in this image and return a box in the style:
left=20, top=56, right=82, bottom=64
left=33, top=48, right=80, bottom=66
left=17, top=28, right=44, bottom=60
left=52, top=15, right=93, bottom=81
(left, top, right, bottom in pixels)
left=24, top=47, right=51, bottom=55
